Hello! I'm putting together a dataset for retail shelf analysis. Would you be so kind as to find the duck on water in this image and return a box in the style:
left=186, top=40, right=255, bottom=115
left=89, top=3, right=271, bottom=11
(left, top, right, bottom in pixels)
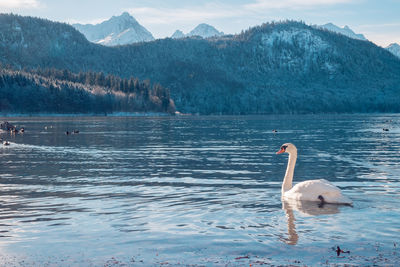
left=1, top=138, right=10, bottom=146
left=1, top=121, right=24, bottom=134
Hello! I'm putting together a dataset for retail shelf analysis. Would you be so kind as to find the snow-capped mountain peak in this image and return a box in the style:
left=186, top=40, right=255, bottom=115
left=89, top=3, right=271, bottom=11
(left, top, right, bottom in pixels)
left=171, top=30, right=185, bottom=39
left=73, top=12, right=154, bottom=46
left=171, top=24, right=223, bottom=39
left=109, top=12, right=138, bottom=26
left=188, top=23, right=224, bottom=38
left=119, top=12, right=132, bottom=18
left=318, top=23, right=367, bottom=41
left=386, top=43, right=400, bottom=58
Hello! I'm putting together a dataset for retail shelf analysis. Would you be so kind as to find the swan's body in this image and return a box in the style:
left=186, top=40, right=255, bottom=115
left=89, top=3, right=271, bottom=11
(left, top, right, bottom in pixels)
left=284, top=178, right=352, bottom=203
left=277, top=143, right=352, bottom=205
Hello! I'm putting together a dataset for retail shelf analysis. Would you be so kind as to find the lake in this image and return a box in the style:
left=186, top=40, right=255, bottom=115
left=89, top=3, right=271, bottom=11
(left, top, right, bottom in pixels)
left=1, top=115, right=400, bottom=266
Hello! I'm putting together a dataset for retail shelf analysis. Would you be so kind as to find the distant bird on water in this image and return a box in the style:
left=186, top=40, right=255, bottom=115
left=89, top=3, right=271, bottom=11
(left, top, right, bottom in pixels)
left=336, top=246, right=350, bottom=256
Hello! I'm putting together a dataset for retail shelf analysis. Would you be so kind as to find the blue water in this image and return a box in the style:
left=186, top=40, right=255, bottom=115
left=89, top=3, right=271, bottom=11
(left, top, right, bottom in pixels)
left=0, top=115, right=399, bottom=266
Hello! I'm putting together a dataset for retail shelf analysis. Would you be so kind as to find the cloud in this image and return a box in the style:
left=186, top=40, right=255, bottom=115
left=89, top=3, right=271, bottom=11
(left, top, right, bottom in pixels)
left=128, top=0, right=357, bottom=27
left=128, top=4, right=244, bottom=26
left=125, top=0, right=359, bottom=37
left=245, top=0, right=356, bottom=10
left=67, top=18, right=109, bottom=25
left=362, top=32, right=400, bottom=47
left=0, top=0, right=41, bottom=8
left=357, top=23, right=400, bottom=46
left=358, top=22, right=400, bottom=29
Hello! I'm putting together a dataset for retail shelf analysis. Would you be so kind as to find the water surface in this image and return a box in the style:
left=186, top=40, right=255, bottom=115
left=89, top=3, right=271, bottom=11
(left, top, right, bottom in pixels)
left=1, top=115, right=400, bottom=266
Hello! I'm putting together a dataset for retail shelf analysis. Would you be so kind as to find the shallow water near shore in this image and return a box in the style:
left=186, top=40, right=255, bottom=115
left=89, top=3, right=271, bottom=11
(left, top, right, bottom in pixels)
left=1, top=114, right=400, bottom=266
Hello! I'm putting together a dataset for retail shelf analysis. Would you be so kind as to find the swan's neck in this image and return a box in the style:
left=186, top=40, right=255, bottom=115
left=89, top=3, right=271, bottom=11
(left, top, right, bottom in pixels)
left=282, top=151, right=297, bottom=194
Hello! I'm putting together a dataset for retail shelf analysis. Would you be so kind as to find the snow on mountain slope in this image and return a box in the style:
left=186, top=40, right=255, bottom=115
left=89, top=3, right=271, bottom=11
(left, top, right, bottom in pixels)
left=260, top=28, right=337, bottom=73
left=318, top=23, right=367, bottom=41
left=386, top=43, right=400, bottom=58
left=187, top=23, right=224, bottom=38
left=262, top=29, right=330, bottom=52
left=171, top=30, right=185, bottom=39
left=171, top=24, right=223, bottom=39
left=73, top=12, right=154, bottom=46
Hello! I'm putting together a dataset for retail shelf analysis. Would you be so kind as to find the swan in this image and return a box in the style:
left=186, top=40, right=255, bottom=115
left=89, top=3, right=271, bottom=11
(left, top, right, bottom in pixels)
left=276, top=143, right=352, bottom=205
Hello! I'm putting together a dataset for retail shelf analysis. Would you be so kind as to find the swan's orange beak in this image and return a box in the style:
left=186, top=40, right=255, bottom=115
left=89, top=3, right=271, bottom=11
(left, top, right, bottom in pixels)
left=276, top=148, right=285, bottom=154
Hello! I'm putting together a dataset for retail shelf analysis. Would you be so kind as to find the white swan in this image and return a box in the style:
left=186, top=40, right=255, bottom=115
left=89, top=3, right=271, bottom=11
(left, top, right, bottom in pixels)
left=276, top=143, right=352, bottom=204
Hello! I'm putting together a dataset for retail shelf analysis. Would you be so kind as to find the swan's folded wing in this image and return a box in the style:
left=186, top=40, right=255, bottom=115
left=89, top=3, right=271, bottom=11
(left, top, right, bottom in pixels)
left=285, top=179, right=352, bottom=204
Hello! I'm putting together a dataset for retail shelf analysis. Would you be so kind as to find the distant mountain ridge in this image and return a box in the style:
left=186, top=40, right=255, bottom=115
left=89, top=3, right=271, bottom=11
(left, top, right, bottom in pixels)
left=386, top=43, right=400, bottom=58
left=73, top=13, right=369, bottom=47
left=318, top=23, right=367, bottom=41
left=1, top=14, right=400, bottom=114
left=73, top=12, right=154, bottom=46
left=171, top=23, right=224, bottom=39
left=171, top=30, right=185, bottom=39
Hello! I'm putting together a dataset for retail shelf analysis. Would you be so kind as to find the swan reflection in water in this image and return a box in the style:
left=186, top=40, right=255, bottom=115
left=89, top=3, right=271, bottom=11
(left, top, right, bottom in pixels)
left=281, top=199, right=341, bottom=245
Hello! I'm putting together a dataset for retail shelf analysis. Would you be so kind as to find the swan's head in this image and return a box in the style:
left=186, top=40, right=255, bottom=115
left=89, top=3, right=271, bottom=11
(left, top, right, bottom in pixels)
left=276, top=143, right=297, bottom=155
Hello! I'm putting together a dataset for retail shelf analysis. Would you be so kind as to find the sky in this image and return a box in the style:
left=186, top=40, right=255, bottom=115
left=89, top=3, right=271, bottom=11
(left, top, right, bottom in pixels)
left=0, top=0, right=399, bottom=46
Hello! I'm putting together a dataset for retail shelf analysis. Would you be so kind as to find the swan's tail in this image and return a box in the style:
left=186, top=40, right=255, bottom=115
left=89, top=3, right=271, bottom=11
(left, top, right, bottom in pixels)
left=325, top=193, right=353, bottom=205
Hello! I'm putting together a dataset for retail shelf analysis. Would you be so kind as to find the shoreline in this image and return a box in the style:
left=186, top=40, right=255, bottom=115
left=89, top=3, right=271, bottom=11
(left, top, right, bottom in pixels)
left=0, top=241, right=398, bottom=267
left=1, top=112, right=400, bottom=120
left=0, top=112, right=174, bottom=117
left=1, top=111, right=400, bottom=118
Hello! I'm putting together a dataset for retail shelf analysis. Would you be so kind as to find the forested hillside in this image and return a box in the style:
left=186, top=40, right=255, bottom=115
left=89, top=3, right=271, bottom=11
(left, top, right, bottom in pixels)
left=0, top=67, right=175, bottom=114
left=1, top=14, right=400, bottom=114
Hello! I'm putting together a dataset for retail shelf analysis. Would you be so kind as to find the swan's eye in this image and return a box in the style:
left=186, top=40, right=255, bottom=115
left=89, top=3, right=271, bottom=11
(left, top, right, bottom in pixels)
left=281, top=145, right=288, bottom=150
